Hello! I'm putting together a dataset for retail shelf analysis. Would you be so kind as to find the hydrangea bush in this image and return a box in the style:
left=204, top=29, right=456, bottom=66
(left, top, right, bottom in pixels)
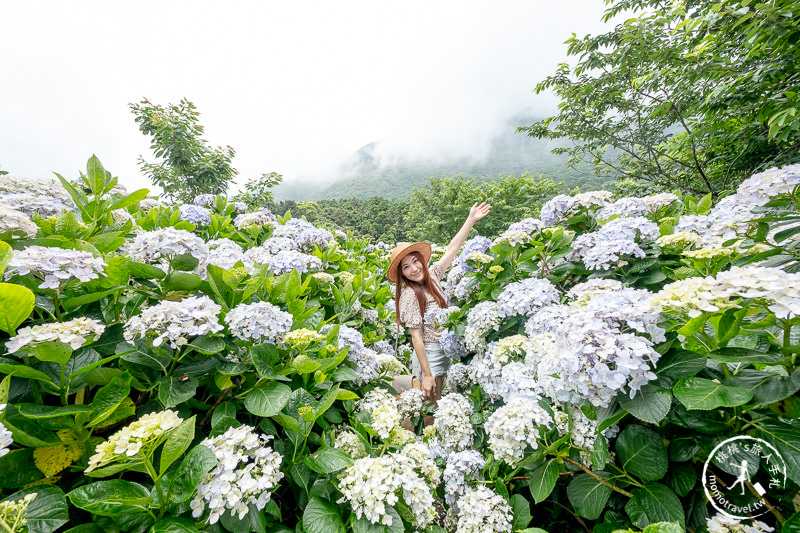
left=0, top=156, right=799, bottom=533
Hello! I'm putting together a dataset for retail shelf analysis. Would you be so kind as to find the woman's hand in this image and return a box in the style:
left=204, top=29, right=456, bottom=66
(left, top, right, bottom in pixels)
left=468, top=202, right=491, bottom=222
left=421, top=374, right=436, bottom=401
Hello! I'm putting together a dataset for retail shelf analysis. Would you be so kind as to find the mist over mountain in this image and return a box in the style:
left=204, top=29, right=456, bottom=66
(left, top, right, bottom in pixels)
left=274, top=113, right=608, bottom=201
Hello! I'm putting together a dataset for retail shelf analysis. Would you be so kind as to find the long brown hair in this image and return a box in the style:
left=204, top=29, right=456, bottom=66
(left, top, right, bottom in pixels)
left=394, top=251, right=447, bottom=325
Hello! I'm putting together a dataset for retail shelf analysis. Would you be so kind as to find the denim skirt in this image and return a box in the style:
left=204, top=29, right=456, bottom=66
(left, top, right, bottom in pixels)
left=411, top=342, right=451, bottom=379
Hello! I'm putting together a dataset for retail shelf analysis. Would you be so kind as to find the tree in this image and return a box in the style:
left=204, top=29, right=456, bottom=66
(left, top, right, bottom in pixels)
left=521, top=0, right=800, bottom=196
left=233, top=172, right=284, bottom=211
left=130, top=98, right=238, bottom=203
left=404, top=173, right=562, bottom=244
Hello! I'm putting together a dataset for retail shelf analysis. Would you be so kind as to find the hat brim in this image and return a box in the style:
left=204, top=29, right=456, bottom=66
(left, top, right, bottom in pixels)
left=387, top=242, right=432, bottom=283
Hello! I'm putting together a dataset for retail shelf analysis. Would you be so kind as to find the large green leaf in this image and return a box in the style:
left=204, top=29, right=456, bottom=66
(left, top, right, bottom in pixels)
left=529, top=459, right=559, bottom=504
left=304, top=446, right=353, bottom=474
left=150, top=517, right=201, bottom=533
left=68, top=479, right=151, bottom=516
left=303, top=497, right=346, bottom=533
left=567, top=472, right=612, bottom=520
left=219, top=502, right=268, bottom=533
left=708, top=347, right=782, bottom=364
left=0, top=449, right=44, bottom=488
left=89, top=372, right=132, bottom=427
left=655, top=349, right=706, bottom=380
left=243, top=382, right=291, bottom=417
left=1, top=485, right=69, bottom=533
left=619, top=384, right=672, bottom=424
left=160, top=415, right=196, bottom=474
left=673, top=377, right=752, bottom=410
left=0, top=282, right=35, bottom=334
left=186, top=335, right=225, bottom=355
left=511, top=493, right=532, bottom=530
left=168, top=445, right=218, bottom=503
left=625, top=483, right=684, bottom=529
left=16, top=403, right=93, bottom=419
left=616, top=425, right=668, bottom=482
left=352, top=508, right=403, bottom=533
left=158, top=375, right=199, bottom=408
left=729, top=369, right=800, bottom=406
left=753, top=419, right=800, bottom=485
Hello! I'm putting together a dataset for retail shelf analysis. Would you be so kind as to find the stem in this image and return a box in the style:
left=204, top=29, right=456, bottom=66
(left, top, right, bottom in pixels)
left=563, top=457, right=633, bottom=498
left=141, top=454, right=166, bottom=517
left=546, top=499, right=591, bottom=533
left=0, top=517, right=15, bottom=533
left=199, top=386, right=234, bottom=426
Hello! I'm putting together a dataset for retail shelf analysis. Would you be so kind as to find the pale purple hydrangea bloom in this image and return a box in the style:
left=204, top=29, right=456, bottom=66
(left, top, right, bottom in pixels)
left=457, top=236, right=492, bottom=272
left=6, top=246, right=106, bottom=289
left=540, top=190, right=613, bottom=226
left=0, top=175, right=75, bottom=216
left=496, top=278, right=560, bottom=317
left=233, top=201, right=247, bottom=213
left=224, top=301, right=293, bottom=343
left=506, top=217, right=542, bottom=234
left=324, top=324, right=381, bottom=383
left=178, top=204, right=212, bottom=225
left=265, top=250, right=323, bottom=274
left=571, top=216, right=660, bottom=270
left=260, top=237, right=299, bottom=254
left=372, top=339, right=395, bottom=356
left=440, top=330, right=467, bottom=360
left=596, top=193, right=679, bottom=220
left=443, top=450, right=485, bottom=508
left=193, top=194, right=215, bottom=206
left=0, top=205, right=38, bottom=238
left=126, top=228, right=209, bottom=264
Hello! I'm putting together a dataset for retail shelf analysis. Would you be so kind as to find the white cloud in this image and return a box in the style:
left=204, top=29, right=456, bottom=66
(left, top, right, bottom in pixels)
left=0, top=0, right=612, bottom=194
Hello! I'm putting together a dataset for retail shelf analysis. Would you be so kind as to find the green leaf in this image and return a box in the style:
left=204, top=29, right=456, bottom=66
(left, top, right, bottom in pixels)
left=529, top=459, right=559, bottom=504
left=85, top=155, right=108, bottom=196
left=158, top=375, right=199, bottom=408
left=1, top=485, right=69, bottom=533
left=619, top=384, right=672, bottom=424
left=186, top=335, right=225, bottom=355
left=708, top=347, right=781, bottom=364
left=567, top=472, right=612, bottom=520
left=171, top=253, right=200, bottom=271
left=243, top=382, right=291, bottom=417
left=511, top=494, right=532, bottom=530
left=0, top=241, right=12, bottom=275
left=160, top=415, right=196, bottom=474
left=164, top=272, right=203, bottom=291
left=25, top=341, right=73, bottom=365
left=151, top=517, right=202, bottom=533
left=168, top=445, right=218, bottom=503
left=68, top=479, right=152, bottom=516
left=62, top=287, right=124, bottom=310
left=753, top=419, right=800, bottom=485
left=304, top=447, right=353, bottom=474
left=616, top=425, right=668, bottom=482
left=655, top=350, right=706, bottom=380
left=109, top=189, right=149, bottom=211
left=89, top=372, right=132, bottom=427
left=3, top=418, right=61, bottom=447
left=126, top=261, right=166, bottom=280
left=292, top=354, right=321, bottom=374
left=303, top=497, right=346, bottom=533
left=16, top=403, right=93, bottom=419
left=219, top=502, right=268, bottom=533
left=729, top=369, right=800, bottom=406
left=0, top=363, right=54, bottom=384
left=251, top=343, right=280, bottom=378
left=0, top=282, right=35, bottom=334
left=0, top=449, right=45, bottom=488
left=625, top=483, right=684, bottom=529
left=673, top=377, right=752, bottom=410
left=665, top=462, right=696, bottom=497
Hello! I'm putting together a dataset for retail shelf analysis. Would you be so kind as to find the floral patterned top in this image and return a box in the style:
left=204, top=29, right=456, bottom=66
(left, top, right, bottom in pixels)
left=398, top=262, right=446, bottom=342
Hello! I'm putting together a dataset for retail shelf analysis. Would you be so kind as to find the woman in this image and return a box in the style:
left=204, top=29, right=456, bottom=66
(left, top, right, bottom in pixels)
left=388, top=202, right=491, bottom=402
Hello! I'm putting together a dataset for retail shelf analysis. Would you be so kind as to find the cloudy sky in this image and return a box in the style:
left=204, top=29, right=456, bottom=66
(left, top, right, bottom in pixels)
left=0, top=1, right=615, bottom=195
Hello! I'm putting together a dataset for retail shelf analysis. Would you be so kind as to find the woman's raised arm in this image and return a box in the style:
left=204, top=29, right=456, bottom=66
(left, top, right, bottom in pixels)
left=437, top=202, right=491, bottom=272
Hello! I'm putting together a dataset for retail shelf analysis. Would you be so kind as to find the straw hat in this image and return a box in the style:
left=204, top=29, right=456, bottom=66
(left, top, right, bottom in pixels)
left=387, top=242, right=431, bottom=283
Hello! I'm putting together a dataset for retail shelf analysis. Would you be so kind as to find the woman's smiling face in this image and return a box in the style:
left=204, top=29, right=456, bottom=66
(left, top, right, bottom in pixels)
left=400, top=253, right=425, bottom=283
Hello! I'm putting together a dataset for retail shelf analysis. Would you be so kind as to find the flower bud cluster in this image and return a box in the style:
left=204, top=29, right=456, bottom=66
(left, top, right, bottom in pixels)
left=284, top=328, right=325, bottom=350
left=87, top=410, right=182, bottom=471
left=334, top=430, right=367, bottom=460
left=233, top=209, right=276, bottom=229
left=0, top=493, right=37, bottom=533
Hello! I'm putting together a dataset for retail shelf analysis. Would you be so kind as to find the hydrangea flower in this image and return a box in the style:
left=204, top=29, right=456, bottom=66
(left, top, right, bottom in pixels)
left=284, top=328, right=325, bottom=350
left=124, top=295, right=224, bottom=348
left=126, top=228, right=209, bottom=264
left=457, top=236, right=492, bottom=272
left=706, top=513, right=774, bottom=533
left=0, top=205, right=38, bottom=238
left=6, top=246, right=106, bottom=289
left=312, top=272, right=334, bottom=285
left=399, top=440, right=440, bottom=486
left=376, top=353, right=405, bottom=375
left=0, top=175, right=74, bottom=216
left=372, top=339, right=395, bottom=356
left=485, top=396, right=552, bottom=465
left=260, top=237, right=299, bottom=254
left=496, top=277, right=560, bottom=317
left=0, top=404, right=13, bottom=458
left=326, top=325, right=381, bottom=383
left=233, top=209, right=276, bottom=229
left=497, top=362, right=539, bottom=401
left=138, top=198, right=165, bottom=211
left=455, top=485, right=513, bottom=533
left=224, top=301, right=292, bottom=343
left=190, top=426, right=284, bottom=525
left=443, top=449, right=485, bottom=508
left=86, top=410, right=182, bottom=471
left=272, top=219, right=333, bottom=250
left=444, top=363, right=472, bottom=392
left=440, top=330, right=467, bottom=360
left=424, top=306, right=459, bottom=328
left=553, top=403, right=618, bottom=465
left=357, top=389, right=401, bottom=439
left=571, top=216, right=660, bottom=270
left=193, top=194, right=215, bottom=206
left=334, top=430, right=367, bottom=460
left=596, top=193, right=679, bottom=220
left=6, top=318, right=105, bottom=353
left=397, top=388, right=424, bottom=420
left=202, top=239, right=254, bottom=275
left=264, top=250, right=323, bottom=274
left=338, top=453, right=436, bottom=528
left=487, top=335, right=529, bottom=367
left=656, top=231, right=703, bottom=253
left=506, top=217, right=543, bottom=234
left=433, top=393, right=474, bottom=454
left=178, top=204, right=212, bottom=225
left=0, top=493, right=38, bottom=533
left=232, top=201, right=247, bottom=213
left=464, top=301, right=502, bottom=353
left=540, top=190, right=612, bottom=226
left=492, top=230, right=531, bottom=248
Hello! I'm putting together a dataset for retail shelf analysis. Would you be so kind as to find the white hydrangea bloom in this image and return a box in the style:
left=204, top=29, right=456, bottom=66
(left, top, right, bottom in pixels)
left=455, top=485, right=513, bottom=533
left=233, top=209, right=276, bottom=229
left=264, top=250, right=323, bottom=274
left=6, top=246, right=106, bottom=289
left=178, top=204, right=212, bottom=225
left=224, top=301, right=293, bottom=343
left=443, top=449, right=485, bottom=508
left=190, top=425, right=284, bottom=525
left=571, top=217, right=660, bottom=270
left=357, top=389, right=401, bottom=439
left=124, top=295, right=223, bottom=348
left=397, top=388, right=424, bottom=420
left=376, top=353, right=405, bottom=375
left=399, top=440, right=440, bottom=486
left=0, top=493, right=37, bottom=533
left=433, top=394, right=474, bottom=454
left=596, top=193, right=679, bottom=220
left=87, top=410, right=182, bottom=471
left=497, top=362, right=540, bottom=402
left=464, top=301, right=503, bottom=354
left=444, top=363, right=473, bottom=393
left=492, top=230, right=531, bottom=248
left=202, top=239, right=254, bottom=275
left=0, top=205, right=38, bottom=238
left=650, top=276, right=737, bottom=318
left=312, top=272, right=334, bottom=285
left=0, top=175, right=74, bottom=216
left=706, top=513, right=774, bottom=533
left=485, top=396, right=552, bottom=465
left=259, top=236, right=299, bottom=254
left=126, top=228, right=209, bottom=264
left=0, top=404, right=13, bottom=458
left=496, top=278, right=560, bottom=318
left=334, top=430, right=367, bottom=460
left=487, top=335, right=529, bottom=367
left=554, top=403, right=618, bottom=465
left=6, top=318, right=105, bottom=353
left=138, top=198, right=165, bottom=211
left=656, top=231, right=703, bottom=252
left=327, top=325, right=381, bottom=384
left=715, top=266, right=800, bottom=319
left=338, top=453, right=436, bottom=528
